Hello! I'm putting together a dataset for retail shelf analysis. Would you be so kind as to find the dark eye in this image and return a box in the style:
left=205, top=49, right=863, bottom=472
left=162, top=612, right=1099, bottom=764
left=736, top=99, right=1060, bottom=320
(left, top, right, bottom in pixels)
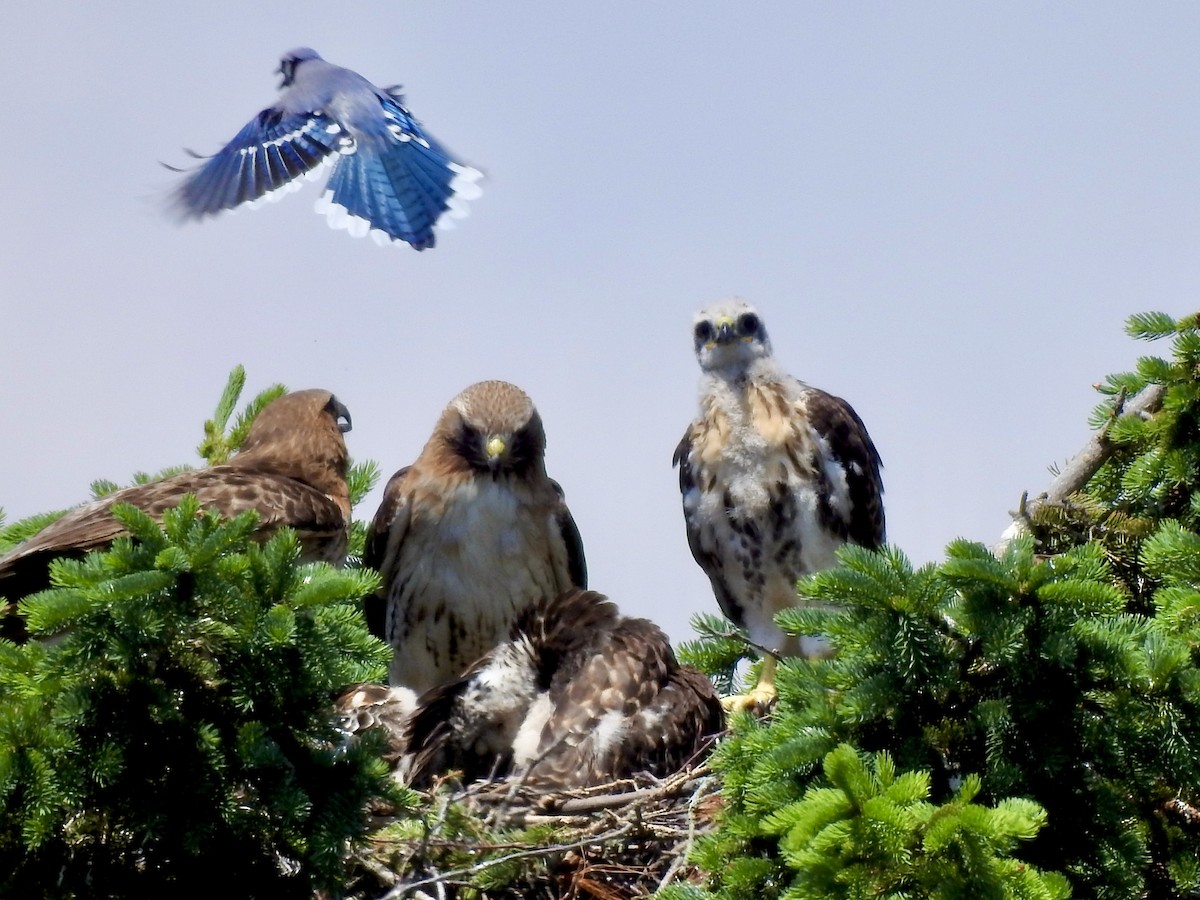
left=694, top=321, right=714, bottom=343
left=737, top=313, right=760, bottom=335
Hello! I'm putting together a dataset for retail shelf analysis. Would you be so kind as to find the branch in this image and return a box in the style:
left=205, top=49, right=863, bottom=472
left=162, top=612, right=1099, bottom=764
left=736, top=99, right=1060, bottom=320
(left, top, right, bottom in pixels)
left=997, top=383, right=1165, bottom=550
left=547, top=764, right=710, bottom=815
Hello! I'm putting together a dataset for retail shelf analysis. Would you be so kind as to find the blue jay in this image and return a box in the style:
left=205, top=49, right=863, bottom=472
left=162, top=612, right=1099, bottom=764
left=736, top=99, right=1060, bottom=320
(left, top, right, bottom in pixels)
left=170, top=48, right=482, bottom=250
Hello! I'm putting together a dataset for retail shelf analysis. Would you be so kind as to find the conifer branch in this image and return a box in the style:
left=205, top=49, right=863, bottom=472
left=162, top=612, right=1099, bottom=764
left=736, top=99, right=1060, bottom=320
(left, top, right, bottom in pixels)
left=999, top=382, right=1165, bottom=547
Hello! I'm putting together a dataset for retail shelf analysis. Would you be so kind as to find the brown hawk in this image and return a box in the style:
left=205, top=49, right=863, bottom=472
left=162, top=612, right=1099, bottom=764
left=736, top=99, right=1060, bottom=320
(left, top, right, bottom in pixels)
left=338, top=588, right=724, bottom=790
left=674, top=299, right=885, bottom=710
left=0, top=389, right=353, bottom=640
left=364, top=380, right=586, bottom=694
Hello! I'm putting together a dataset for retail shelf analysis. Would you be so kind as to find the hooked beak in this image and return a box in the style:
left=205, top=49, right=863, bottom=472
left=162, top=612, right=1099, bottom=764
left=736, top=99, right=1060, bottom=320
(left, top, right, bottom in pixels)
left=713, top=316, right=736, bottom=344
left=329, top=396, right=352, bottom=434
left=485, top=435, right=507, bottom=472
left=482, top=434, right=511, bottom=475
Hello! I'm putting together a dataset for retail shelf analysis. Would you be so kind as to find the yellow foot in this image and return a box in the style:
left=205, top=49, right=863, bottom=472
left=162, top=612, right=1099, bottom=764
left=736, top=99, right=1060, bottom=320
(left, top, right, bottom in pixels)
left=720, top=683, right=778, bottom=714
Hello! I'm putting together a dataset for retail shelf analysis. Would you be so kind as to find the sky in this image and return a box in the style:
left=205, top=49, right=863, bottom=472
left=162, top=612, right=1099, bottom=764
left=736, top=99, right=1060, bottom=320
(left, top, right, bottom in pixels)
left=2, top=3, right=1199, bottom=645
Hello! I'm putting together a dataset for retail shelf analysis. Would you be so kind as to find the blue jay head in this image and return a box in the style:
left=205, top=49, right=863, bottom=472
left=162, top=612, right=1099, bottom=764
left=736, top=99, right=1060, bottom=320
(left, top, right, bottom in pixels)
left=693, top=299, right=774, bottom=374
left=277, top=47, right=322, bottom=88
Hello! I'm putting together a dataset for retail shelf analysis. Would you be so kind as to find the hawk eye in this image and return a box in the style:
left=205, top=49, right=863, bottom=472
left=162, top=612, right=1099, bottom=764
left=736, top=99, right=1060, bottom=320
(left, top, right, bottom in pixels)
left=737, top=313, right=760, bottom=335
left=694, top=321, right=715, bottom=343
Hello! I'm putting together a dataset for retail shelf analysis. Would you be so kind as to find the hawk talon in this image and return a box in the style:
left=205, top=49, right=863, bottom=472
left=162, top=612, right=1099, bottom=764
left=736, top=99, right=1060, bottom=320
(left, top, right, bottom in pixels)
left=720, top=685, right=778, bottom=714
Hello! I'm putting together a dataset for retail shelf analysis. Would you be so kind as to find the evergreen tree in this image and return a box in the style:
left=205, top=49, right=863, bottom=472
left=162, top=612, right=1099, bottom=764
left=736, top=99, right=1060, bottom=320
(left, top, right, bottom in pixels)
left=677, top=312, right=1200, bottom=900
left=0, top=370, right=401, bottom=898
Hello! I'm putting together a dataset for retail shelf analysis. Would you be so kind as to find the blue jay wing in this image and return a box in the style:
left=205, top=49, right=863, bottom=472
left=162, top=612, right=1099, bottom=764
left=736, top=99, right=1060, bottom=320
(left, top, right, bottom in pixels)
left=314, top=96, right=482, bottom=250
left=172, top=108, right=341, bottom=218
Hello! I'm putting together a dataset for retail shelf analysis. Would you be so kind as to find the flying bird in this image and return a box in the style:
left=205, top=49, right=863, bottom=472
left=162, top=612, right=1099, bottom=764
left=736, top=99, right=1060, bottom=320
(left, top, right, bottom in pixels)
left=169, top=47, right=482, bottom=250
left=0, top=389, right=353, bottom=640
left=674, top=299, right=885, bottom=711
left=364, top=381, right=586, bottom=694
left=338, top=588, right=725, bottom=790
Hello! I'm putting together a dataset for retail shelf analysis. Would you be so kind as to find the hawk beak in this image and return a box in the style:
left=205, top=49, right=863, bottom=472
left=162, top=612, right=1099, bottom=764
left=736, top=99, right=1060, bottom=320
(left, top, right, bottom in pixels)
left=328, top=397, right=353, bottom=433
left=485, top=435, right=507, bottom=464
left=714, top=316, right=736, bottom=344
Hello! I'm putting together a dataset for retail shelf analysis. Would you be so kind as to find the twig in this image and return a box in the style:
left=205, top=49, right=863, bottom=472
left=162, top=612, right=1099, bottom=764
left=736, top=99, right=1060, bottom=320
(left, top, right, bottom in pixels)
left=383, top=821, right=636, bottom=898
left=657, top=772, right=713, bottom=890
left=548, top=765, right=708, bottom=815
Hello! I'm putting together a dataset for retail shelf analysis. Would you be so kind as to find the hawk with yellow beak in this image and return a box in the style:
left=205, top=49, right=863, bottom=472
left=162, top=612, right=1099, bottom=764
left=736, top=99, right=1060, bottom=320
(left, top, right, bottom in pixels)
left=364, top=380, right=587, bottom=693
left=674, top=299, right=885, bottom=710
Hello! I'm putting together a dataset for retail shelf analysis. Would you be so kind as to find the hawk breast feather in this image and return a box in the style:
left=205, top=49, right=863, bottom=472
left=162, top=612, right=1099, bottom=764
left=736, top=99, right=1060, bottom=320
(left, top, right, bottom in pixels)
left=363, top=381, right=586, bottom=694
left=675, top=381, right=884, bottom=650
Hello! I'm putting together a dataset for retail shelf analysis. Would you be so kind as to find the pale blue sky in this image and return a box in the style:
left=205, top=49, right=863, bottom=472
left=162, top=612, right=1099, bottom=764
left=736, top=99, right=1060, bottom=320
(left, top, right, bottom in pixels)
left=2, top=3, right=1198, bottom=643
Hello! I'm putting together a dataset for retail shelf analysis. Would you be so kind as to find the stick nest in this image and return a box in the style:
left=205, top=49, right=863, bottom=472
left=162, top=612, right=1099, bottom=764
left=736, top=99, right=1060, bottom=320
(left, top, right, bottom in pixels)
left=341, top=758, right=723, bottom=900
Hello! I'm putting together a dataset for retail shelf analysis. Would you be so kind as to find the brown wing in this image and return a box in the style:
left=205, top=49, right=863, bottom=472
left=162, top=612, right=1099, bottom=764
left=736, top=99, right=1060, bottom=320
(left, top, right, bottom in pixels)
left=802, top=389, right=886, bottom=549
left=526, top=589, right=723, bottom=787
left=549, top=478, right=587, bottom=589
left=397, top=638, right=538, bottom=787
left=0, top=467, right=347, bottom=601
left=361, top=466, right=413, bottom=642
left=333, top=682, right=417, bottom=765
left=673, top=428, right=744, bottom=629
left=398, top=589, right=723, bottom=790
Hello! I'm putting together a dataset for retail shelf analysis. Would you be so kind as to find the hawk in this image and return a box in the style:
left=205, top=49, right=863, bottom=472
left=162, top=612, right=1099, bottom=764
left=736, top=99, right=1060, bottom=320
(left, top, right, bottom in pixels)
left=169, top=48, right=483, bottom=250
left=0, top=389, right=353, bottom=640
left=674, top=299, right=885, bottom=710
left=364, top=380, right=586, bottom=694
left=338, top=588, right=725, bottom=790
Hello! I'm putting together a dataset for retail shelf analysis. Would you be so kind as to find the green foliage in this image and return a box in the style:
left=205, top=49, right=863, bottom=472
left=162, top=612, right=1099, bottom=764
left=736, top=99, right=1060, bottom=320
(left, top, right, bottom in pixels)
left=0, top=499, right=397, bottom=897
left=0, top=369, right=404, bottom=897
left=680, top=312, right=1200, bottom=899
left=671, top=744, right=1069, bottom=900
left=1062, top=311, right=1200, bottom=612
left=346, top=458, right=382, bottom=564
left=678, top=612, right=759, bottom=697
left=196, top=364, right=287, bottom=466
left=0, top=510, right=68, bottom=557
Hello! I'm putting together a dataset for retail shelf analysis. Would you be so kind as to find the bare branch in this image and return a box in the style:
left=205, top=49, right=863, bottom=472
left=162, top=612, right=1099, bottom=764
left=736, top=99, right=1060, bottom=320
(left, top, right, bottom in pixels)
left=998, top=382, right=1166, bottom=550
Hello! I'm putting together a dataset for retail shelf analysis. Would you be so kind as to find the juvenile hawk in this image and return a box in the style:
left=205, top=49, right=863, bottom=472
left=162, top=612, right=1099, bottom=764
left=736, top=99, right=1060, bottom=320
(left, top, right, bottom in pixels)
left=0, top=389, right=353, bottom=640
left=674, top=299, right=884, bottom=709
left=339, top=588, right=724, bottom=790
left=364, top=381, right=586, bottom=694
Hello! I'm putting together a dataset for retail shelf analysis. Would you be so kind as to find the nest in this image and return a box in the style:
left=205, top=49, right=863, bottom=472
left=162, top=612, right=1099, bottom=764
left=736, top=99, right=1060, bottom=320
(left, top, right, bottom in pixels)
left=343, top=758, right=723, bottom=900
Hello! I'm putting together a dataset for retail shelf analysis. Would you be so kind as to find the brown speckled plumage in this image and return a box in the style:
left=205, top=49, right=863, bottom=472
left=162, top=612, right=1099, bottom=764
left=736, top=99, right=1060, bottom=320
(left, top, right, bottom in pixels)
left=342, top=588, right=723, bottom=789
left=0, top=389, right=353, bottom=640
left=675, top=300, right=884, bottom=665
